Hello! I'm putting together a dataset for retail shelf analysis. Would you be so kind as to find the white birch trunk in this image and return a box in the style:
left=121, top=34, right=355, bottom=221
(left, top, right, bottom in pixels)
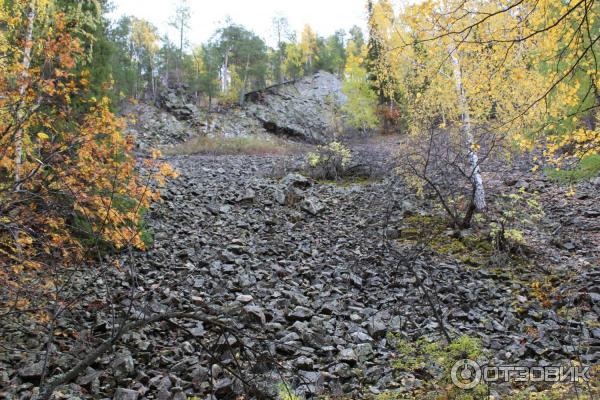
left=449, top=48, right=486, bottom=211
left=221, top=52, right=230, bottom=93
left=239, top=54, right=250, bottom=106
left=15, top=1, right=36, bottom=190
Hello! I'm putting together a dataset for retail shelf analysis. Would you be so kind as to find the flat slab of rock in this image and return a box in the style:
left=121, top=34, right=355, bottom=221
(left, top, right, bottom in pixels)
left=301, top=196, right=325, bottom=215
left=114, top=388, right=139, bottom=400
left=18, top=361, right=43, bottom=380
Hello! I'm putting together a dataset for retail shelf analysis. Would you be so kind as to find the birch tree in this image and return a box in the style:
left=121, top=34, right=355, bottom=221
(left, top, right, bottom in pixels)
left=369, top=0, right=599, bottom=226
left=130, top=18, right=160, bottom=98
left=342, top=41, right=379, bottom=134
left=14, top=0, right=36, bottom=191
left=389, top=0, right=599, bottom=177
left=372, top=0, right=540, bottom=227
left=300, top=24, right=318, bottom=73
left=168, top=0, right=191, bottom=85
left=448, top=48, right=486, bottom=212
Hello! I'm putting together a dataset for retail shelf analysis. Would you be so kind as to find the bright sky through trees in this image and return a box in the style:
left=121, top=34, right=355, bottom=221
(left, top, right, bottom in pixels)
left=109, top=0, right=368, bottom=47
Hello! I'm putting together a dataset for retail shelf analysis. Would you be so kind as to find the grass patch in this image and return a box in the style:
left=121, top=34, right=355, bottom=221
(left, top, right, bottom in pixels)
left=317, top=176, right=381, bottom=187
left=164, top=134, right=301, bottom=156
left=277, top=383, right=301, bottom=400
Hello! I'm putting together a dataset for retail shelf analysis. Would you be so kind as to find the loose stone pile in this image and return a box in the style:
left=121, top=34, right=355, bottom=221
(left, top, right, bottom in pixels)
left=2, top=142, right=597, bottom=399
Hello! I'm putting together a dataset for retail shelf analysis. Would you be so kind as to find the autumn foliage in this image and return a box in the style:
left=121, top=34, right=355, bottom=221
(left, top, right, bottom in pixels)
left=364, top=0, right=600, bottom=226
left=370, top=0, right=600, bottom=164
left=0, top=1, right=175, bottom=311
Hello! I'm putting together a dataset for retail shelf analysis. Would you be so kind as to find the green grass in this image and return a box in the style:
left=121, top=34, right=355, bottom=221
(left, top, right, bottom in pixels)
left=378, top=334, right=487, bottom=400
left=277, top=383, right=301, bottom=400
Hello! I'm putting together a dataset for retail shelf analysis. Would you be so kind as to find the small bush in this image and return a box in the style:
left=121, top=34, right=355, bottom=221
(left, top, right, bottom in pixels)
left=397, top=128, right=487, bottom=229
left=71, top=196, right=154, bottom=255
left=488, top=188, right=544, bottom=252
left=305, top=141, right=352, bottom=180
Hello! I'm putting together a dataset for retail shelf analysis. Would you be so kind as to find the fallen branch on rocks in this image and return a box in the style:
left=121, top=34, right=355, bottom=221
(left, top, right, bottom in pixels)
left=36, top=310, right=226, bottom=400
left=164, top=316, right=284, bottom=399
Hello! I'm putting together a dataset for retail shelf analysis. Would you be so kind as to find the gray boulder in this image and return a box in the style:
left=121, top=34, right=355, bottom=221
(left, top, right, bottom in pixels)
left=282, top=173, right=311, bottom=189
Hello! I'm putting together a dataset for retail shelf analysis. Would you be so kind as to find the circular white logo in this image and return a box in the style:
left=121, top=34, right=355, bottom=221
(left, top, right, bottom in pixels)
left=451, top=359, right=482, bottom=389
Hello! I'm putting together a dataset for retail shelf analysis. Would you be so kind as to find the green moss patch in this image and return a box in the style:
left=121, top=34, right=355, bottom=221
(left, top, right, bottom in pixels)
left=398, top=213, right=530, bottom=269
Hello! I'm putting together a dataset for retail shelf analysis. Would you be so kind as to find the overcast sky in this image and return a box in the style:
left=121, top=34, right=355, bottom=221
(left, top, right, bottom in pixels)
left=108, top=0, right=370, bottom=47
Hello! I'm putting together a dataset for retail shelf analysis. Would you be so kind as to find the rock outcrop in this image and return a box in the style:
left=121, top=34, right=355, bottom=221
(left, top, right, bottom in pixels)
left=122, top=103, right=196, bottom=150
left=125, top=71, right=347, bottom=150
left=244, top=71, right=346, bottom=143
left=204, top=108, right=269, bottom=138
left=157, top=86, right=200, bottom=122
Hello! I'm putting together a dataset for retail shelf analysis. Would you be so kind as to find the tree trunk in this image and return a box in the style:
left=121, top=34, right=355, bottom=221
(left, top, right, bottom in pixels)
left=448, top=48, right=486, bottom=213
left=206, top=94, right=211, bottom=134
left=150, top=61, right=156, bottom=101
left=239, top=54, right=250, bottom=106
left=151, top=74, right=156, bottom=101
left=177, top=20, right=183, bottom=86
left=137, top=64, right=140, bottom=99
left=15, top=0, right=36, bottom=190
left=277, top=28, right=283, bottom=84
left=221, top=51, right=230, bottom=93
left=163, top=49, right=169, bottom=88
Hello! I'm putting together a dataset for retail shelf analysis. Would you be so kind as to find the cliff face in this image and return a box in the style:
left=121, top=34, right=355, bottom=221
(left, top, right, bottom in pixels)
left=244, top=71, right=347, bottom=143
left=126, top=71, right=347, bottom=149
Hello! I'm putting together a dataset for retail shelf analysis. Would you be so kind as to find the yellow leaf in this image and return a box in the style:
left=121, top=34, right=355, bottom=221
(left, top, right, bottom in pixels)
left=17, top=235, right=33, bottom=245
left=37, top=132, right=50, bottom=141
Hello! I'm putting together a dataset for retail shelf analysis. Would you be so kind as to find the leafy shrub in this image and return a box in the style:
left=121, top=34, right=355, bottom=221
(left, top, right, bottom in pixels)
left=488, top=188, right=544, bottom=252
left=397, top=128, right=487, bottom=229
left=305, top=141, right=352, bottom=180
left=71, top=194, right=154, bottom=254
left=340, top=41, right=379, bottom=135
left=0, top=5, right=176, bottom=320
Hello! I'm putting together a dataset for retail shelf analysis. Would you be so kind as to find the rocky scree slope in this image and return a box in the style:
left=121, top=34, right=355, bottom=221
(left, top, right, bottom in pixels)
left=3, top=143, right=599, bottom=399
